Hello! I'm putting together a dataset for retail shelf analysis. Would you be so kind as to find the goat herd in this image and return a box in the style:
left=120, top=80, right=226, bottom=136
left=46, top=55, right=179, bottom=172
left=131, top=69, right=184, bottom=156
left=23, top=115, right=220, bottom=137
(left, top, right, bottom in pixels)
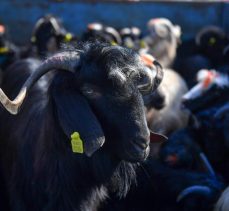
left=0, top=14, right=229, bottom=211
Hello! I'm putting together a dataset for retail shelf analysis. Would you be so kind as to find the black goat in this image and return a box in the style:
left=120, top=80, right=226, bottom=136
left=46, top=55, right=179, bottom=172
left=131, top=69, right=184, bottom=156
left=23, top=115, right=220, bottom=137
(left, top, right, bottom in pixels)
left=27, top=14, right=76, bottom=58
left=159, top=128, right=201, bottom=170
left=174, top=26, right=229, bottom=88
left=177, top=70, right=229, bottom=181
left=0, top=42, right=164, bottom=210
left=159, top=126, right=219, bottom=180
left=182, top=69, right=229, bottom=113
left=168, top=108, right=229, bottom=182
left=81, top=23, right=121, bottom=45
left=195, top=26, right=229, bottom=67
left=119, top=27, right=142, bottom=51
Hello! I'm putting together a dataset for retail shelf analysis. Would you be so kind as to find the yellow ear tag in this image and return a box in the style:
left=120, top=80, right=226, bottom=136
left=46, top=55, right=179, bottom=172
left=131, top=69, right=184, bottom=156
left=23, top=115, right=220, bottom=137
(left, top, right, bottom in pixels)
left=71, top=132, right=84, bottom=154
left=0, top=47, right=9, bottom=54
left=64, top=33, right=73, bottom=42
left=110, top=41, right=117, bottom=46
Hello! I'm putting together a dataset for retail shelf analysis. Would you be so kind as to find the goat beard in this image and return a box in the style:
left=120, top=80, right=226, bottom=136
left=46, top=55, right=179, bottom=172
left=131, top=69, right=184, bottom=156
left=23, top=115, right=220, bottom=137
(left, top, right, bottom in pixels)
left=89, top=147, right=137, bottom=199
left=106, top=161, right=137, bottom=199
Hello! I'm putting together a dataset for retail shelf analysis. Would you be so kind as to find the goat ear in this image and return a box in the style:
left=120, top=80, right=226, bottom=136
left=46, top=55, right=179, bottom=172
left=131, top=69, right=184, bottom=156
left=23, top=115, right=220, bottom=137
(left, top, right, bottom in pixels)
left=150, top=131, right=167, bottom=144
left=51, top=75, right=105, bottom=157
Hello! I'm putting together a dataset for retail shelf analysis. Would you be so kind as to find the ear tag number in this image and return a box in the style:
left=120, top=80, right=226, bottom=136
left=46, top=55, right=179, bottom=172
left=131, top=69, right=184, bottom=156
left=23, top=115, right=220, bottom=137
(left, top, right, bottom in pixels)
left=71, top=132, right=84, bottom=154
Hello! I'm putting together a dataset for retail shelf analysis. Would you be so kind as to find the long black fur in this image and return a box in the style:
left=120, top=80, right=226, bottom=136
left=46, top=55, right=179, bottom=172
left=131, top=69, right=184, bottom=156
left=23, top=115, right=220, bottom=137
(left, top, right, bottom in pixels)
left=0, top=42, right=150, bottom=210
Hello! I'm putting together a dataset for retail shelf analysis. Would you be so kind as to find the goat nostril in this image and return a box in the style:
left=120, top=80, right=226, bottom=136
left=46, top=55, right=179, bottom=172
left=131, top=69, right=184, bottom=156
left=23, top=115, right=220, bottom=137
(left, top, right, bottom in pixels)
left=133, top=136, right=149, bottom=150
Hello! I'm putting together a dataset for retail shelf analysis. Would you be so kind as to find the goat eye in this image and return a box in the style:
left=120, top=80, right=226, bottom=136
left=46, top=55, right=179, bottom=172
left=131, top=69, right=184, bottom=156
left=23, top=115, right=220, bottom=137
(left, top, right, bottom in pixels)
left=81, top=86, right=94, bottom=96
left=81, top=84, right=101, bottom=98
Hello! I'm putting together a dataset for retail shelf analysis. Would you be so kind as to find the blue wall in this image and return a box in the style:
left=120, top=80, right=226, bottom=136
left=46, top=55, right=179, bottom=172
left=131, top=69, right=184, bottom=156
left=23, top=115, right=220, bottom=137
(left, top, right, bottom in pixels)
left=0, top=1, right=228, bottom=45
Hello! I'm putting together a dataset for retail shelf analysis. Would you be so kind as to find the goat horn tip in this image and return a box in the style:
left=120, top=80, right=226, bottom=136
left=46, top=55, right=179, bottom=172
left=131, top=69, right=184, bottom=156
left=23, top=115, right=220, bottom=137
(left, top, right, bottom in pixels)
left=0, top=87, right=27, bottom=115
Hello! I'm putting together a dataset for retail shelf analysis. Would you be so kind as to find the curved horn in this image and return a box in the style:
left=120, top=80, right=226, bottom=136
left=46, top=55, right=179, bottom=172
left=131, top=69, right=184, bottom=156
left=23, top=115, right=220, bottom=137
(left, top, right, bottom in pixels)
left=0, top=51, right=80, bottom=115
left=176, top=185, right=212, bottom=203
left=139, top=54, right=164, bottom=95
left=152, top=60, right=164, bottom=91
left=137, top=66, right=155, bottom=95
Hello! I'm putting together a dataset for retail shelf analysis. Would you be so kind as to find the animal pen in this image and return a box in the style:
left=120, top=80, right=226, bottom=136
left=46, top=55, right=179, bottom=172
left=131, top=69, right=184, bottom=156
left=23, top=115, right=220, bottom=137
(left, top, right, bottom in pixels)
left=0, top=1, right=229, bottom=211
